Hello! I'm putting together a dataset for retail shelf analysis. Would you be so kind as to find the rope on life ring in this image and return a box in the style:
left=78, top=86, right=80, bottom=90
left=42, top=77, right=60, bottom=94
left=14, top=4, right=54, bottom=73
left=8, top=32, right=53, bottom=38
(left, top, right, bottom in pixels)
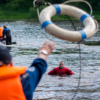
left=39, top=4, right=98, bottom=42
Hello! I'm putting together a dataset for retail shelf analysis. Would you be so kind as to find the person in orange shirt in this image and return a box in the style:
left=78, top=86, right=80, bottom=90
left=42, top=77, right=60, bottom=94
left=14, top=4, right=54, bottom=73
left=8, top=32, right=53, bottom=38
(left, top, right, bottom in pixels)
left=0, top=26, right=3, bottom=40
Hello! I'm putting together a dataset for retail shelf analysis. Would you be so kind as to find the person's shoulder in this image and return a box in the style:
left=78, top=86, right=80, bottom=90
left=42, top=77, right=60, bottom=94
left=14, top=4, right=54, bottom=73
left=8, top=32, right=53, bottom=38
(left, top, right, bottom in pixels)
left=54, top=67, right=59, bottom=69
left=7, top=28, right=10, bottom=30
left=51, top=67, right=58, bottom=70
left=64, top=67, right=69, bottom=70
left=3, top=28, right=8, bottom=30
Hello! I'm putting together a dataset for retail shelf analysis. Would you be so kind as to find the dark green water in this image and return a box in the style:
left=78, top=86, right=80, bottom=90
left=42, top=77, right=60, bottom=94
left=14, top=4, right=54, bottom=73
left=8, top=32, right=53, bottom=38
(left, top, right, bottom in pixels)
left=0, top=20, right=100, bottom=100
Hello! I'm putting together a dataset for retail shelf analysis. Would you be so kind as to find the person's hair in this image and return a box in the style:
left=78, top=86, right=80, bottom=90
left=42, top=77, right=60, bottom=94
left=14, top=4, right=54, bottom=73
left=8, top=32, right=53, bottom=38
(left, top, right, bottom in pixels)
left=0, top=46, right=12, bottom=67
left=3, top=25, right=7, bottom=28
left=60, top=61, right=64, bottom=63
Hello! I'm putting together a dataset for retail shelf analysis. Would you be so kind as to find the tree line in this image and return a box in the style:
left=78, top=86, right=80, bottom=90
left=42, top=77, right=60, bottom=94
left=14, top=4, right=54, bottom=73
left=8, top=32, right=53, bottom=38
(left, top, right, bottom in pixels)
left=0, top=0, right=99, bottom=11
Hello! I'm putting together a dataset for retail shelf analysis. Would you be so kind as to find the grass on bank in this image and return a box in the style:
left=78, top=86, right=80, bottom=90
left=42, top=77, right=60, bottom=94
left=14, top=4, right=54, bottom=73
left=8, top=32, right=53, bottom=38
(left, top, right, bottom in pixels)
left=0, top=7, right=100, bottom=21
left=0, top=9, right=29, bottom=20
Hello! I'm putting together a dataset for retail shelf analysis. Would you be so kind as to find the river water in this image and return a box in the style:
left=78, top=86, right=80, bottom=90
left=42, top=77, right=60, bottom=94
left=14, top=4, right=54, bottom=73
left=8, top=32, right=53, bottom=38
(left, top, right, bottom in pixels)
left=0, top=20, right=100, bottom=100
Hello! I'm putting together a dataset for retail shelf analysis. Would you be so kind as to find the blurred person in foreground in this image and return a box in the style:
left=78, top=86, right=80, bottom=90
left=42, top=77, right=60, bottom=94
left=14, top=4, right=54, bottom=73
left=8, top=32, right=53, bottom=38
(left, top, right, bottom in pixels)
left=48, top=61, right=75, bottom=76
left=0, top=40, right=56, bottom=100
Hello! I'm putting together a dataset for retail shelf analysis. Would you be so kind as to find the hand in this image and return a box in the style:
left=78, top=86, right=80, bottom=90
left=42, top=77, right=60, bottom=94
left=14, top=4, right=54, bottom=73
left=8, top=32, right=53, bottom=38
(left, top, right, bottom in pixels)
left=38, top=40, right=56, bottom=60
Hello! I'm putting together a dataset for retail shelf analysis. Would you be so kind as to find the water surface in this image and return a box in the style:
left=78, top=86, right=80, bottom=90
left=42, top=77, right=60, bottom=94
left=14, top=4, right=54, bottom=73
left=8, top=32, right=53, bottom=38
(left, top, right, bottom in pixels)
left=0, top=20, right=100, bottom=100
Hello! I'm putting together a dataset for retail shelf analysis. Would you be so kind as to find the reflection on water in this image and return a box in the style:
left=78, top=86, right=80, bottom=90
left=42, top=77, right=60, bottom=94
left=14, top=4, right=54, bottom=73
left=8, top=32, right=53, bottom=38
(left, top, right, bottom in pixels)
left=0, top=20, right=100, bottom=100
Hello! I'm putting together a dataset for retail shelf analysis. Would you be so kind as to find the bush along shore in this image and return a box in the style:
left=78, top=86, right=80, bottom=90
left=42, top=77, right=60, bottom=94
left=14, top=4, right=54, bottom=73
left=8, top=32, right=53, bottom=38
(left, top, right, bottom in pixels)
left=0, top=0, right=100, bottom=21
left=0, top=6, right=100, bottom=21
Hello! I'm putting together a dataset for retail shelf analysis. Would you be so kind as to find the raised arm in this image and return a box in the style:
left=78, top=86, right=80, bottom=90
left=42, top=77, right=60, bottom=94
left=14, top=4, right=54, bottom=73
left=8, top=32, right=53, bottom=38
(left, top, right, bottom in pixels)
left=21, top=40, right=56, bottom=100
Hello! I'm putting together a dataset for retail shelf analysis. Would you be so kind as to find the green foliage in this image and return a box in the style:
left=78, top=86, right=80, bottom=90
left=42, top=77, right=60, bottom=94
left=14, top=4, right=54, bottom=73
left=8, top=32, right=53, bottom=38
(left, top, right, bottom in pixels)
left=2, top=0, right=33, bottom=11
left=29, top=7, right=38, bottom=18
left=28, top=5, right=47, bottom=19
left=5, top=0, right=19, bottom=11
left=0, top=8, right=29, bottom=20
left=0, top=0, right=99, bottom=20
left=0, top=0, right=100, bottom=12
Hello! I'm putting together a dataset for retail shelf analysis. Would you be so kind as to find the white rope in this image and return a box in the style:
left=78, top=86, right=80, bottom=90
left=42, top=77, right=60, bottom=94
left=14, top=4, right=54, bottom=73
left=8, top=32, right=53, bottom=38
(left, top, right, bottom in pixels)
left=32, top=1, right=98, bottom=100
left=37, top=8, right=40, bottom=19
left=33, top=0, right=37, bottom=8
left=62, top=0, right=93, bottom=15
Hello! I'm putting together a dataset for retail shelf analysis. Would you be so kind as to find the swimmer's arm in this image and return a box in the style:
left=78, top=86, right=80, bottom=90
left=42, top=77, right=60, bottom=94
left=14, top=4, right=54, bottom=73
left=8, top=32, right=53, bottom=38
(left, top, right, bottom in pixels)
left=48, top=68, right=56, bottom=75
left=66, top=68, right=75, bottom=75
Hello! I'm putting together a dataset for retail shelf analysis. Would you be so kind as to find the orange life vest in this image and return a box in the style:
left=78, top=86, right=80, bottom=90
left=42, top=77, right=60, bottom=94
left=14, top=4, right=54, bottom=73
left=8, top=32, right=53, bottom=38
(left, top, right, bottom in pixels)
left=0, top=65, right=27, bottom=100
left=0, top=27, right=3, bottom=37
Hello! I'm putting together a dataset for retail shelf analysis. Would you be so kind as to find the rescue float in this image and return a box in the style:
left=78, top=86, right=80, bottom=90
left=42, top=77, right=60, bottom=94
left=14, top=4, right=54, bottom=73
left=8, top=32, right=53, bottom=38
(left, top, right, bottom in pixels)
left=39, top=4, right=98, bottom=42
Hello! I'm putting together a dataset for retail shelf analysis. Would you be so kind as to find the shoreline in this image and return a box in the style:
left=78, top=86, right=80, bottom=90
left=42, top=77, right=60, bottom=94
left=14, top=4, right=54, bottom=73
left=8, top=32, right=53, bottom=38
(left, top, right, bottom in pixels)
left=0, top=18, right=100, bottom=22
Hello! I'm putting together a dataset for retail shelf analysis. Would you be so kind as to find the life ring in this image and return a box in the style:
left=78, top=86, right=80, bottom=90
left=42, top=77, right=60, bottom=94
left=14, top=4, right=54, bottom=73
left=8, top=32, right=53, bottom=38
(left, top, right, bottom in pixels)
left=39, top=4, right=97, bottom=42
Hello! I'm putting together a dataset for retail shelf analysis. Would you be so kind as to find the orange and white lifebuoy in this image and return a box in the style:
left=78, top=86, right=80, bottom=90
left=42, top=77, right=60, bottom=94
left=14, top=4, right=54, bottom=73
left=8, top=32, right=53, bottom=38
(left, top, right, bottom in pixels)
left=39, top=4, right=97, bottom=42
